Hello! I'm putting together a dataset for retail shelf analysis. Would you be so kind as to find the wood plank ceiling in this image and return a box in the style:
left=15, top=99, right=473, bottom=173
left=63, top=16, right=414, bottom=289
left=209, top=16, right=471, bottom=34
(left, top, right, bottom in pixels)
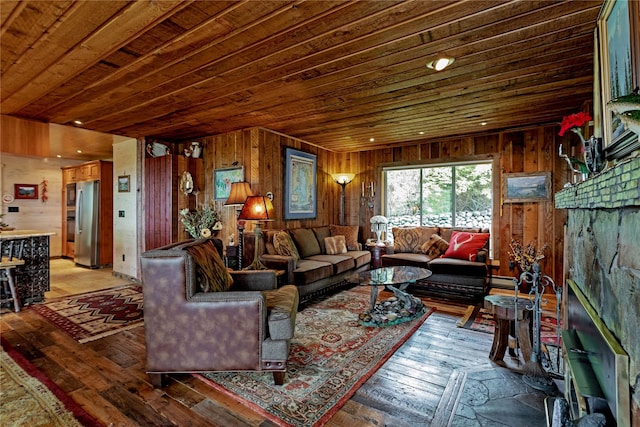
left=1, top=0, right=603, bottom=153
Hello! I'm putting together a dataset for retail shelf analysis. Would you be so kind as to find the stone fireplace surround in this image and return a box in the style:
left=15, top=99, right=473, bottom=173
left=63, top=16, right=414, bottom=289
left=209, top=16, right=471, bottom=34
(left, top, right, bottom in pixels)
left=556, top=157, right=640, bottom=424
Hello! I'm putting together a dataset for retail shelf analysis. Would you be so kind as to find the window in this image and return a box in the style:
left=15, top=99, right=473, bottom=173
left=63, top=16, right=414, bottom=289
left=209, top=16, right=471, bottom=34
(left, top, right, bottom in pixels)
left=384, top=162, right=492, bottom=231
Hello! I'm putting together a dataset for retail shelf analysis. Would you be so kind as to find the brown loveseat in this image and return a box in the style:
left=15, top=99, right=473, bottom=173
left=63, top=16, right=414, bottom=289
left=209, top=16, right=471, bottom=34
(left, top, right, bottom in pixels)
left=140, top=238, right=299, bottom=386
left=244, top=225, right=371, bottom=305
left=381, top=226, right=490, bottom=302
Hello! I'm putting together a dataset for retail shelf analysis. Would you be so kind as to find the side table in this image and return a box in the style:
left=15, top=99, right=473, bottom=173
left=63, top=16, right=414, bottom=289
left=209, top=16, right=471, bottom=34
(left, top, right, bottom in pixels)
left=484, top=294, right=532, bottom=364
left=366, top=243, right=387, bottom=268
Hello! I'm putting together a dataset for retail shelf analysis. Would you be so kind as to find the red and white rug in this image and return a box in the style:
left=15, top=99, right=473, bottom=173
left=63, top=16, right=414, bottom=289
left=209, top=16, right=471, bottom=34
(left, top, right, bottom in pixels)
left=31, top=284, right=143, bottom=343
left=198, top=288, right=435, bottom=427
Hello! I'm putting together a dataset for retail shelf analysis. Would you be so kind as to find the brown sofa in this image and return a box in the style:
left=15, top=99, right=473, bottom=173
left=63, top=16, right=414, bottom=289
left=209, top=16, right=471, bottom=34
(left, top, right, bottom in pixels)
left=244, top=225, right=371, bottom=305
left=140, top=238, right=299, bottom=386
left=381, top=226, right=490, bottom=302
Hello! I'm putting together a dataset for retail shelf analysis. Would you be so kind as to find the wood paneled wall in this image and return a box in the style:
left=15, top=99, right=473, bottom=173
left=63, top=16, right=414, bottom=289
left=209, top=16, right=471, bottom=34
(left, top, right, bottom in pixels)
left=1, top=115, right=49, bottom=157
left=198, top=125, right=570, bottom=286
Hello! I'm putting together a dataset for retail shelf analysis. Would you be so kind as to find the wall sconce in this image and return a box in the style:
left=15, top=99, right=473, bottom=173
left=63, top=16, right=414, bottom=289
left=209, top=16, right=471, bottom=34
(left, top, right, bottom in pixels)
left=360, top=181, right=375, bottom=209
left=331, top=173, right=355, bottom=225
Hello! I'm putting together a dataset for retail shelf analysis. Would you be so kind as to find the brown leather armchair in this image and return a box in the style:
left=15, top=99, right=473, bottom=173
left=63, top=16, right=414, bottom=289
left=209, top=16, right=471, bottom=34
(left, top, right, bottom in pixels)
left=140, top=238, right=298, bottom=387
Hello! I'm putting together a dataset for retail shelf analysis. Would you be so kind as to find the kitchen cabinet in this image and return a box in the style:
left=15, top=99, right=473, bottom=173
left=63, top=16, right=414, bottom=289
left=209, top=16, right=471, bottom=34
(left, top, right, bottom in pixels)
left=61, top=161, right=113, bottom=265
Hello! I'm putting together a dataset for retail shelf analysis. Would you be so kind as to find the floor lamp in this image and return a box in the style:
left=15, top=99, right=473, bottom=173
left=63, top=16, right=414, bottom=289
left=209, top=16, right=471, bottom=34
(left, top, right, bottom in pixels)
left=331, top=173, right=355, bottom=225
left=224, top=182, right=254, bottom=269
left=238, top=195, right=275, bottom=270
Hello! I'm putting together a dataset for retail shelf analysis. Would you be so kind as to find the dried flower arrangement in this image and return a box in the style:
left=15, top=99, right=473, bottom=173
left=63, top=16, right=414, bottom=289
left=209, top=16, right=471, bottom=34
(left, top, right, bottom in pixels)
left=508, top=238, right=549, bottom=273
left=180, top=203, right=222, bottom=239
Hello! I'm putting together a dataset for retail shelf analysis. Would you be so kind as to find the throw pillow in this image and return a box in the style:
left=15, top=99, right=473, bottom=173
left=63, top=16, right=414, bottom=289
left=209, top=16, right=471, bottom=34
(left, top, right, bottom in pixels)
left=442, top=231, right=490, bottom=261
left=330, top=225, right=359, bottom=251
left=313, top=226, right=331, bottom=253
left=324, top=235, right=347, bottom=254
left=290, top=228, right=322, bottom=258
left=273, top=231, right=301, bottom=263
left=420, top=234, right=449, bottom=258
left=185, top=241, right=233, bottom=293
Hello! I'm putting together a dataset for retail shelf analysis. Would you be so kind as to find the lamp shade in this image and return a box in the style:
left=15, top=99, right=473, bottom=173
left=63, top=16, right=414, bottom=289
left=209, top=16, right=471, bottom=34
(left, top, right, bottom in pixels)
left=331, top=173, right=355, bottom=185
left=238, top=195, right=275, bottom=221
left=224, top=181, right=254, bottom=206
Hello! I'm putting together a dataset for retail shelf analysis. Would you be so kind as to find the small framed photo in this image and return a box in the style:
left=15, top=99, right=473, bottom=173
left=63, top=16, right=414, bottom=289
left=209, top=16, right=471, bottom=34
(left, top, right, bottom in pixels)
left=502, top=172, right=552, bottom=203
left=14, top=184, right=38, bottom=200
left=118, top=175, right=130, bottom=192
left=214, top=166, right=244, bottom=200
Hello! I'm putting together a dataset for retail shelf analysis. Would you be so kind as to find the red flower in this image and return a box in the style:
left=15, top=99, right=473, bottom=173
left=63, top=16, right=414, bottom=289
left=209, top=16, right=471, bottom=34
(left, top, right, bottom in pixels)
left=559, top=112, right=592, bottom=136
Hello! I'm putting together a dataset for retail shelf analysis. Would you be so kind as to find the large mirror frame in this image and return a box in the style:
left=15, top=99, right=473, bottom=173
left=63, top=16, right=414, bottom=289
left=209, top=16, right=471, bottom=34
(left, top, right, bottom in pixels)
left=598, top=0, right=640, bottom=160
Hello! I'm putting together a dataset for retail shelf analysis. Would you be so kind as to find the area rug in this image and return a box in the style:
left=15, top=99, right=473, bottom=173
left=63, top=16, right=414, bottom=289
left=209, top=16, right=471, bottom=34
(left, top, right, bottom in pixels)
left=456, top=304, right=560, bottom=346
left=196, top=288, right=435, bottom=427
left=1, top=337, right=102, bottom=426
left=30, top=284, right=143, bottom=343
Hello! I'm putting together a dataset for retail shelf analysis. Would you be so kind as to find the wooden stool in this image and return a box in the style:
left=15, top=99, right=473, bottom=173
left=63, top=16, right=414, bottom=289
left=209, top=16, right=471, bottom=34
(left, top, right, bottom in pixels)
left=484, top=294, right=532, bottom=363
left=0, top=240, right=25, bottom=313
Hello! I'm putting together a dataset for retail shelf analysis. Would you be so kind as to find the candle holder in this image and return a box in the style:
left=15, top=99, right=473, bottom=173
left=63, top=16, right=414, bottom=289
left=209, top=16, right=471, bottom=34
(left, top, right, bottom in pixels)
left=360, top=182, right=375, bottom=209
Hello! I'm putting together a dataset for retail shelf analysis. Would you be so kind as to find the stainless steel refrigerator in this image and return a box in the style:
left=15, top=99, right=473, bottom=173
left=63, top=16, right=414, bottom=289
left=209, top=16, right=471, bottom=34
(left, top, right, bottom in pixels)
left=75, top=180, right=100, bottom=268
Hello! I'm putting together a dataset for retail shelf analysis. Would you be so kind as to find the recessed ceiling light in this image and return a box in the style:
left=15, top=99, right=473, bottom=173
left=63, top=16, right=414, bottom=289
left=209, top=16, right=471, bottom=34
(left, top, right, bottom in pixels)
left=369, top=138, right=375, bottom=142
left=418, top=131, right=425, bottom=135
left=73, top=120, right=83, bottom=125
left=77, top=150, right=82, bottom=153
left=480, top=121, right=488, bottom=126
left=427, top=57, right=455, bottom=71
left=56, top=154, right=61, bottom=158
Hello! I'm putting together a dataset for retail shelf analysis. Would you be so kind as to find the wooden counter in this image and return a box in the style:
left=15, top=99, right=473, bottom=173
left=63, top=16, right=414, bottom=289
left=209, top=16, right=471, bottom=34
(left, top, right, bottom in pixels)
left=1, top=230, right=55, bottom=304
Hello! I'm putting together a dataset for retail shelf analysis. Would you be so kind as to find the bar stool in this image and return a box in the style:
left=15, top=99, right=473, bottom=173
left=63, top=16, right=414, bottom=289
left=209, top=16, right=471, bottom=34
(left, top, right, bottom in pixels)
left=0, top=240, right=25, bottom=312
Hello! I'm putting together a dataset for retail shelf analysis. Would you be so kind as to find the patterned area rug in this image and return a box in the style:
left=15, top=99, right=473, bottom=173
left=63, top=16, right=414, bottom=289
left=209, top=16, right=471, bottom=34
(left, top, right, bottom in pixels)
left=197, top=288, right=435, bottom=427
left=31, top=284, right=143, bottom=343
left=1, top=337, right=102, bottom=426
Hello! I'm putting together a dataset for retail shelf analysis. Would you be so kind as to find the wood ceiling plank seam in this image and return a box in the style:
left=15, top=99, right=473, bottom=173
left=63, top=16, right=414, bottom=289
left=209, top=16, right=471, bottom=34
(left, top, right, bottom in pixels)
left=0, top=0, right=27, bottom=38
left=1, top=1, right=123, bottom=102
left=0, top=1, right=77, bottom=85
left=65, top=1, right=446, bottom=129
left=1, top=0, right=193, bottom=114
left=32, top=0, right=276, bottom=119
left=78, top=2, right=598, bottom=135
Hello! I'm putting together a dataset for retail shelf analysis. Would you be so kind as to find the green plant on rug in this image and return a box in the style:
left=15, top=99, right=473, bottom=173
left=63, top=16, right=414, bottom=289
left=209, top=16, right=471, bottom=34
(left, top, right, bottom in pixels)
left=1, top=337, right=101, bottom=426
left=197, top=288, right=435, bottom=427
left=30, top=285, right=143, bottom=343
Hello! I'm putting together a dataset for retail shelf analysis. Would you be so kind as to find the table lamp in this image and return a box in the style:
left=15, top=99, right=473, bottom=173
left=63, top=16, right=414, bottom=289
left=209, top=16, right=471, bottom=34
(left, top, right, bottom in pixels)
left=238, top=195, right=275, bottom=270
left=370, top=215, right=388, bottom=245
left=224, top=182, right=254, bottom=269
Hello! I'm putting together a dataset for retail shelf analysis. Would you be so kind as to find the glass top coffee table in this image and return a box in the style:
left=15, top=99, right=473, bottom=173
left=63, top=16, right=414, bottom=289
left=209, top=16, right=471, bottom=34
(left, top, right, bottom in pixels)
left=347, top=266, right=432, bottom=326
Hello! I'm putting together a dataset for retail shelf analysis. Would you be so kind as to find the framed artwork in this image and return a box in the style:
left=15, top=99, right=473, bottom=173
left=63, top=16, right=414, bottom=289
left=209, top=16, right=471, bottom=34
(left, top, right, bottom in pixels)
left=14, top=184, right=38, bottom=199
left=214, top=166, right=244, bottom=200
left=117, top=175, right=130, bottom=192
left=284, top=147, right=317, bottom=219
left=502, top=172, right=552, bottom=203
left=598, top=0, right=639, bottom=157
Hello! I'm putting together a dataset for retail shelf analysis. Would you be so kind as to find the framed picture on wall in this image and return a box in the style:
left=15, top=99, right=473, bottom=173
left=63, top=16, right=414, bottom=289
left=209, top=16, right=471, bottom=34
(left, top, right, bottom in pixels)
left=502, top=172, right=552, bottom=203
left=214, top=166, right=244, bottom=201
left=598, top=0, right=639, bottom=158
left=117, top=175, right=130, bottom=192
left=14, top=184, right=38, bottom=200
left=284, top=147, right=317, bottom=219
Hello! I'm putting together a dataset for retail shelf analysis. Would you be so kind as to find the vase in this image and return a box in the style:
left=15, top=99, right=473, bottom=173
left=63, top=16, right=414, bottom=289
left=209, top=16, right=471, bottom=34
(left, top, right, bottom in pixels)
left=191, top=142, right=201, bottom=158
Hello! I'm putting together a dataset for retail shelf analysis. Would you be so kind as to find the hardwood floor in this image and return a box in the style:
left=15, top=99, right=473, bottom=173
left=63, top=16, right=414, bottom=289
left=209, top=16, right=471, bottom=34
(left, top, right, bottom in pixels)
left=1, top=262, right=556, bottom=426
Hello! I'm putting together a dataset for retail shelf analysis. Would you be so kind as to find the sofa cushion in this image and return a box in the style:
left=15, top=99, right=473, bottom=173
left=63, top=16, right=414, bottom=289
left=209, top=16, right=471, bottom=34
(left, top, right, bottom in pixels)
left=392, top=226, right=438, bottom=253
left=290, top=228, right=322, bottom=258
left=306, top=254, right=354, bottom=275
left=293, top=259, right=334, bottom=285
left=348, top=250, right=371, bottom=269
left=184, top=240, right=233, bottom=293
left=330, top=225, right=359, bottom=251
left=324, top=235, right=347, bottom=254
left=264, top=230, right=280, bottom=255
left=420, top=234, right=449, bottom=258
left=382, top=252, right=431, bottom=268
left=428, top=257, right=488, bottom=276
left=442, top=231, right=490, bottom=261
left=313, top=226, right=332, bottom=253
left=273, top=231, right=301, bottom=264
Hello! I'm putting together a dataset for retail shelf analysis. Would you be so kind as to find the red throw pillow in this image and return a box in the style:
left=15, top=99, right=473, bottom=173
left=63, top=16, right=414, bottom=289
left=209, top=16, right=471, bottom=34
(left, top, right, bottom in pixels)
left=442, top=231, right=489, bottom=261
